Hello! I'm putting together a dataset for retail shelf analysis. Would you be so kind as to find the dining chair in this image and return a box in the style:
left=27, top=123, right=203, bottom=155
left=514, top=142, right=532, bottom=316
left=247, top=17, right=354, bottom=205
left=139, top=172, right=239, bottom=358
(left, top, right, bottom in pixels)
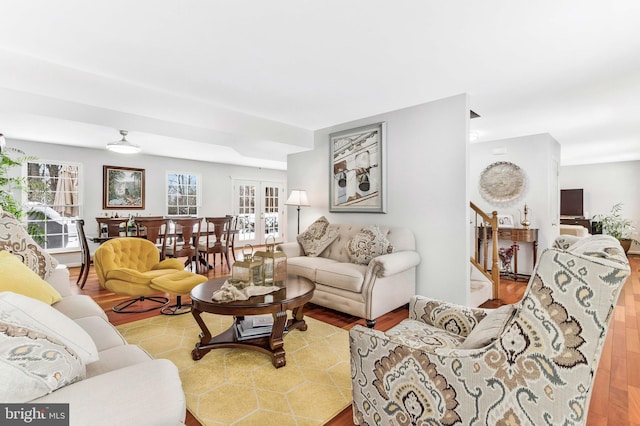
left=225, top=215, right=239, bottom=261
left=75, top=219, right=92, bottom=288
left=165, top=217, right=203, bottom=274
left=197, top=216, right=232, bottom=272
left=134, top=217, right=170, bottom=259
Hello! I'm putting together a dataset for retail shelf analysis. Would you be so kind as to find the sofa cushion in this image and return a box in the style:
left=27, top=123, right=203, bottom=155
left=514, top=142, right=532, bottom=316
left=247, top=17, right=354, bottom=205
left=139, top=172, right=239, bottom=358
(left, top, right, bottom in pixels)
left=0, top=250, right=63, bottom=304
left=347, top=225, right=394, bottom=265
left=0, top=292, right=99, bottom=364
left=53, top=295, right=109, bottom=321
left=297, top=216, right=339, bottom=256
left=0, top=211, right=59, bottom=280
left=85, top=345, right=152, bottom=378
left=73, top=316, right=128, bottom=352
left=287, top=256, right=339, bottom=282
left=459, top=304, right=515, bottom=349
left=315, top=262, right=367, bottom=293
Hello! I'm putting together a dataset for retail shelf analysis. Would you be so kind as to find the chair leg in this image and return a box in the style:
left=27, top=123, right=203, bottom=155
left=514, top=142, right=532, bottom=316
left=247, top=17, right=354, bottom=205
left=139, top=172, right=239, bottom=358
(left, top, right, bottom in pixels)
left=79, top=262, right=90, bottom=289
left=160, top=295, right=193, bottom=315
left=112, top=296, right=169, bottom=313
left=76, top=262, right=86, bottom=285
left=366, top=319, right=376, bottom=328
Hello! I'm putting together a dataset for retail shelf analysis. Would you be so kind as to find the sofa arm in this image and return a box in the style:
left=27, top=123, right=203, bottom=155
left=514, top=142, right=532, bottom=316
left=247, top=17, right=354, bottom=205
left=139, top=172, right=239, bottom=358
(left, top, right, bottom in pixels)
left=368, top=250, right=421, bottom=277
left=276, top=241, right=303, bottom=258
left=409, top=295, right=487, bottom=336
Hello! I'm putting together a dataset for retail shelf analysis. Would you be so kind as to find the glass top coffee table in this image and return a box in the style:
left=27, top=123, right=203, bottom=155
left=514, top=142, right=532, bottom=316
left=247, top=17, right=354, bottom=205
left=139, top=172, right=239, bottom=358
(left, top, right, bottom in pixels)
left=189, top=275, right=315, bottom=368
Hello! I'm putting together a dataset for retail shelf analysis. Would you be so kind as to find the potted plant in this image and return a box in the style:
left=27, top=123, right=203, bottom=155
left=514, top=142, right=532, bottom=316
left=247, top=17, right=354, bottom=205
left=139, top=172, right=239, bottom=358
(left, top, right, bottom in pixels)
left=593, top=203, right=638, bottom=253
left=0, top=146, right=45, bottom=243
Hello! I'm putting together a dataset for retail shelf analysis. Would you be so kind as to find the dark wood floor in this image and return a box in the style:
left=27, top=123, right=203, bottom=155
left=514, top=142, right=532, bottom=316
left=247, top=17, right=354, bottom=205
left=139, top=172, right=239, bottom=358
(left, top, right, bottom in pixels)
left=68, top=254, right=639, bottom=426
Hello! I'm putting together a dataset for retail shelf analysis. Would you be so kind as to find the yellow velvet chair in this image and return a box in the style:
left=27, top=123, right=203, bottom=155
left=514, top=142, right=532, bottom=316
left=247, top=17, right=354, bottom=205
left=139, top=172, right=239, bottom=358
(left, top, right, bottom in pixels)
left=94, top=237, right=186, bottom=313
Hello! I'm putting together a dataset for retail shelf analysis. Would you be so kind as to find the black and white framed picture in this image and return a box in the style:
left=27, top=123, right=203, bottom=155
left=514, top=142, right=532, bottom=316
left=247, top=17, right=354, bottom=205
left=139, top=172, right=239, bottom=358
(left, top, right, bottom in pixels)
left=329, top=122, right=386, bottom=213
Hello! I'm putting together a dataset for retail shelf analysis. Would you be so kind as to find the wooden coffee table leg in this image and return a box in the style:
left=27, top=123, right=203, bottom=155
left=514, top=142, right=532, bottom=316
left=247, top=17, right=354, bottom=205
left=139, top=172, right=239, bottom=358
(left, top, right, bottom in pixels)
left=289, top=305, right=308, bottom=331
left=191, top=308, right=212, bottom=360
left=269, top=311, right=288, bottom=368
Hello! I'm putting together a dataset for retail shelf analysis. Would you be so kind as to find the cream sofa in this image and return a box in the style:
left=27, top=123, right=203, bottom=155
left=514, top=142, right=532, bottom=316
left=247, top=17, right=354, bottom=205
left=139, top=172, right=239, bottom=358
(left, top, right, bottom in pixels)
left=278, top=223, right=420, bottom=328
left=0, top=210, right=186, bottom=425
left=31, top=266, right=187, bottom=425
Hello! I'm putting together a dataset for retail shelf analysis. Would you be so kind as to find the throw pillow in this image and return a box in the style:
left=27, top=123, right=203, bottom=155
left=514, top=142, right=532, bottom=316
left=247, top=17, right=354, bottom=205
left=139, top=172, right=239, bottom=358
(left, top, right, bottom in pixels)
left=0, top=320, right=86, bottom=403
left=347, top=225, right=394, bottom=265
left=0, top=250, right=62, bottom=305
left=297, top=216, right=339, bottom=257
left=0, top=211, right=59, bottom=280
left=0, top=292, right=99, bottom=364
left=459, top=304, right=516, bottom=349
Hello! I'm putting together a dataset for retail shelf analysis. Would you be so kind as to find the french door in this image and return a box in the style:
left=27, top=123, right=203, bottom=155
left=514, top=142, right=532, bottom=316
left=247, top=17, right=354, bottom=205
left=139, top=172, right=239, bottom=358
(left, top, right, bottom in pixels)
left=233, top=180, right=286, bottom=247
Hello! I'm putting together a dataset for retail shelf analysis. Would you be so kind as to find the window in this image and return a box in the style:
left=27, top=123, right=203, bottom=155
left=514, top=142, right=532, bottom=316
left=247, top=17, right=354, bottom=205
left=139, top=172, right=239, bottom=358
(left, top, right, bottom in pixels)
left=25, top=162, right=81, bottom=252
left=167, top=172, right=199, bottom=215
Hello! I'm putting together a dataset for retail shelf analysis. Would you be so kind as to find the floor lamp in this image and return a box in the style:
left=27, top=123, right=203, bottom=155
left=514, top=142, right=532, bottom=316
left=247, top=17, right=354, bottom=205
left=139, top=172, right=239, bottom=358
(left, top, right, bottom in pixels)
left=285, top=189, right=310, bottom=234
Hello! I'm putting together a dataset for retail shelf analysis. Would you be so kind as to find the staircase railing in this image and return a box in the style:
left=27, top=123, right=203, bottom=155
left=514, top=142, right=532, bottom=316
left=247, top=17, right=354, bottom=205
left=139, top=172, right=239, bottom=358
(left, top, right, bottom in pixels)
left=470, top=202, right=501, bottom=300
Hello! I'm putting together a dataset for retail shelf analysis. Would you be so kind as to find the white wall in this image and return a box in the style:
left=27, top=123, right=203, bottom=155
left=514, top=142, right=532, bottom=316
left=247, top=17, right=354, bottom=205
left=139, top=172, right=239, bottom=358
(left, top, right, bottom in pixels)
left=286, top=94, right=471, bottom=305
left=470, top=134, right=561, bottom=274
left=560, top=160, right=640, bottom=254
left=7, top=138, right=286, bottom=265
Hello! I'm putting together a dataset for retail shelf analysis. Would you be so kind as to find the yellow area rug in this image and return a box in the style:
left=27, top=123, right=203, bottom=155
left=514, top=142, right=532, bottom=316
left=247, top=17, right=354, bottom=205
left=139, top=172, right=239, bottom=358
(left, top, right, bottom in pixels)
left=116, top=313, right=351, bottom=425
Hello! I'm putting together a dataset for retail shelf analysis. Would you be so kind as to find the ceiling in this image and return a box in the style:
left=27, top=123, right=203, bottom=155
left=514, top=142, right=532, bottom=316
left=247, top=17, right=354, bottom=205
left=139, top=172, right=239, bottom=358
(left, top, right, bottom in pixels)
left=1, top=1, right=639, bottom=170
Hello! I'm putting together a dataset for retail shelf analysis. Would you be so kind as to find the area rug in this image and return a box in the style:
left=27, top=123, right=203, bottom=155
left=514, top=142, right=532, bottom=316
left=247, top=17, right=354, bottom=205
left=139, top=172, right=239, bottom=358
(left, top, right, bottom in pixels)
left=116, top=313, right=352, bottom=425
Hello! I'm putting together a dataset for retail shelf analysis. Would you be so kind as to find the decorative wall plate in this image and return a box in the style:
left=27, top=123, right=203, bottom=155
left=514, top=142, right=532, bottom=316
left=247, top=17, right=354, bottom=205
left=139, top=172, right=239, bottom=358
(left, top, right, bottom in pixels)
left=478, top=161, right=527, bottom=205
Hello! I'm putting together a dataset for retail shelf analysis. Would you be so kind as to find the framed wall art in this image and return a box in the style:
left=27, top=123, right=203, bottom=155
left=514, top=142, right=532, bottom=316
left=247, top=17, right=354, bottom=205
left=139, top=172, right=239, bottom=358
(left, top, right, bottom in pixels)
left=329, top=122, right=386, bottom=213
left=103, top=165, right=145, bottom=209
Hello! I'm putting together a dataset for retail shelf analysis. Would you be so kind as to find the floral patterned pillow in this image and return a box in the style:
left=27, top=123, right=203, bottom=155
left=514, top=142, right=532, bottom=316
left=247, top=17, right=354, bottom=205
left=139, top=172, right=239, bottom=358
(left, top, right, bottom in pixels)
left=297, top=216, right=339, bottom=257
left=0, top=211, right=59, bottom=280
left=347, top=225, right=394, bottom=265
left=0, top=292, right=87, bottom=402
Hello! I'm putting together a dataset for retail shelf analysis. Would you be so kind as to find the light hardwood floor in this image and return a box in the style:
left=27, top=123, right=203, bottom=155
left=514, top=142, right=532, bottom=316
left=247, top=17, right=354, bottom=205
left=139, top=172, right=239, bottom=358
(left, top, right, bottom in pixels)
left=68, top=254, right=639, bottom=426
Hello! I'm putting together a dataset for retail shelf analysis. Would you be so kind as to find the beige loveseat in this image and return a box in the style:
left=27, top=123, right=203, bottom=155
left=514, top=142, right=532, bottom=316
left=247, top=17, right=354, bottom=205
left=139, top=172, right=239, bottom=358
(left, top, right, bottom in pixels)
left=278, top=221, right=420, bottom=328
left=0, top=211, right=186, bottom=425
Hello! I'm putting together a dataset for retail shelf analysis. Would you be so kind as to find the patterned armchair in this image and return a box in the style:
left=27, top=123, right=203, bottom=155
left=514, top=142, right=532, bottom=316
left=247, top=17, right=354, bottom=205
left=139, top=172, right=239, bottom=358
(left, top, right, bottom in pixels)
left=350, top=234, right=630, bottom=425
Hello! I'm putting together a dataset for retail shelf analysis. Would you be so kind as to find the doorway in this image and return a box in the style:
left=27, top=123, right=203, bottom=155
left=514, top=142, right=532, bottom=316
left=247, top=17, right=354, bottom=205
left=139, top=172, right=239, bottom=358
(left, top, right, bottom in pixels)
left=233, top=180, right=286, bottom=247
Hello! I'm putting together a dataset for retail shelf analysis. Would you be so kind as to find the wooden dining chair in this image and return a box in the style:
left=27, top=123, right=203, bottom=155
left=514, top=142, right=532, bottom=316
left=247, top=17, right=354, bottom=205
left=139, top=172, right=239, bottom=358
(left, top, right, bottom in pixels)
left=165, top=217, right=202, bottom=273
left=225, top=215, right=239, bottom=261
left=197, top=216, right=232, bottom=272
left=134, top=217, right=170, bottom=259
left=75, top=219, right=92, bottom=288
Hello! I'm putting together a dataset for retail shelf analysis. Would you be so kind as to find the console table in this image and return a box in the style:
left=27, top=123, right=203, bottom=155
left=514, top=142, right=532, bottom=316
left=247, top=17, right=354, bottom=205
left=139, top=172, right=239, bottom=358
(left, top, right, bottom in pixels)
left=477, top=227, right=539, bottom=280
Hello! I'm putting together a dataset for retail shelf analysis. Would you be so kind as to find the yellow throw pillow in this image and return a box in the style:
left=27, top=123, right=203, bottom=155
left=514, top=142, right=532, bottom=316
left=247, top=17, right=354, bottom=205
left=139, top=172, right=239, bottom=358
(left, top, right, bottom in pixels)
left=0, top=250, right=62, bottom=305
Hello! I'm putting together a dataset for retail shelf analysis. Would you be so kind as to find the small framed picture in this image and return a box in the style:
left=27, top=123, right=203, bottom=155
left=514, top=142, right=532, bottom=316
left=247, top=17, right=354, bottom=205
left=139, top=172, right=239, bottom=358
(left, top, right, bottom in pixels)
left=497, top=214, right=514, bottom=228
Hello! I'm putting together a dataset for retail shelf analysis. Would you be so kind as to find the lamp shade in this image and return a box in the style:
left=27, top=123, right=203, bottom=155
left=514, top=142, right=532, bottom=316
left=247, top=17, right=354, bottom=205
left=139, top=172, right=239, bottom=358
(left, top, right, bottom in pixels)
left=285, top=190, right=310, bottom=207
left=106, top=130, right=141, bottom=154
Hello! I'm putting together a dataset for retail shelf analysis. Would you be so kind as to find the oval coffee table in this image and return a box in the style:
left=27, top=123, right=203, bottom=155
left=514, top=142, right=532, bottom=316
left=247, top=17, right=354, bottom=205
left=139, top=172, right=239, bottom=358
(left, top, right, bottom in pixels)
left=190, top=275, right=315, bottom=368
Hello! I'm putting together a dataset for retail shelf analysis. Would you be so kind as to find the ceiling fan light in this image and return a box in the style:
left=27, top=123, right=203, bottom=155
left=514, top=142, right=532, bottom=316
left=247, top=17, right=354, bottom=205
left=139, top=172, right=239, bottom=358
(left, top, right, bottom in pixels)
left=106, top=130, right=141, bottom=154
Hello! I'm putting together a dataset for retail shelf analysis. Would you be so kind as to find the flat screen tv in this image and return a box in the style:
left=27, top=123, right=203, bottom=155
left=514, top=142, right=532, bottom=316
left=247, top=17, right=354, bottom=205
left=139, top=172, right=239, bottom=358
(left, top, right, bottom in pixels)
left=561, top=189, right=584, bottom=217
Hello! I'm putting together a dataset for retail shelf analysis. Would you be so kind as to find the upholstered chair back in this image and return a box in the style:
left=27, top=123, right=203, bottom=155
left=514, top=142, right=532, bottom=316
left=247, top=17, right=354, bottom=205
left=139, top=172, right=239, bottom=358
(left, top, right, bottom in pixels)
left=350, top=234, right=630, bottom=425
left=94, top=238, right=161, bottom=285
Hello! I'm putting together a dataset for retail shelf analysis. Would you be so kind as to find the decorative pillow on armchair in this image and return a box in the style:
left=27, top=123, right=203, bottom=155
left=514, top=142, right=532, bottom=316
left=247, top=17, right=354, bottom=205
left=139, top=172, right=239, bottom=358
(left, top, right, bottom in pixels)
left=0, top=211, right=59, bottom=280
left=347, top=225, right=394, bottom=265
left=297, top=216, right=339, bottom=257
